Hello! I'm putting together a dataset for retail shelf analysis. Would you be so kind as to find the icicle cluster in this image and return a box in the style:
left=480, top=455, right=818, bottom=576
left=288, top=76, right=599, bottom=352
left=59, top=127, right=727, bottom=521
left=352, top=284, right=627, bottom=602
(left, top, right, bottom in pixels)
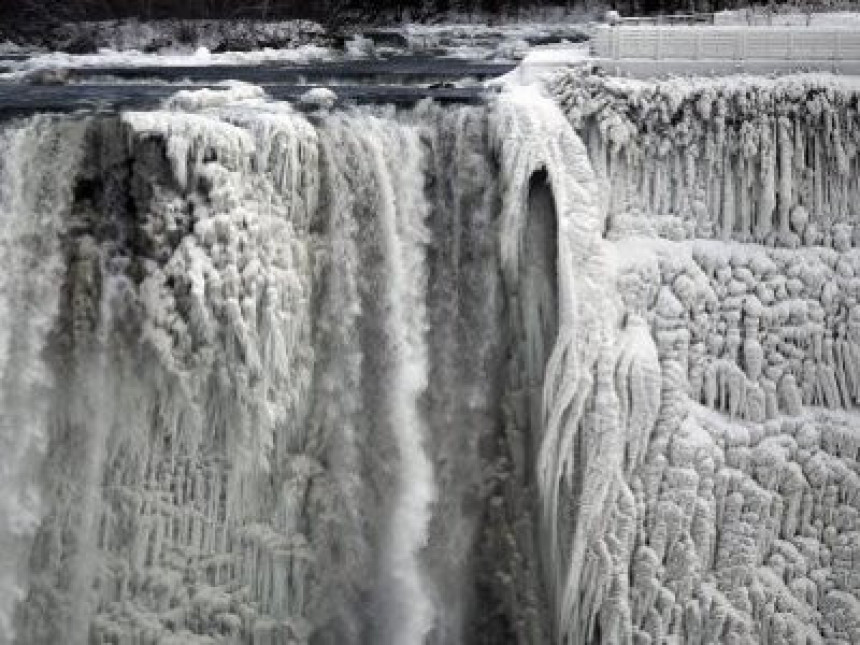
left=41, top=100, right=319, bottom=645
left=539, top=69, right=860, bottom=645
left=550, top=71, right=860, bottom=249
left=7, top=88, right=509, bottom=645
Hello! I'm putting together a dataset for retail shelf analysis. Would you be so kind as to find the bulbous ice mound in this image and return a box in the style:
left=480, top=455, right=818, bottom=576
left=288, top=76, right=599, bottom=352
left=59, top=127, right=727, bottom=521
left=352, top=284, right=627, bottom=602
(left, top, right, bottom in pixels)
left=162, top=81, right=267, bottom=111
left=538, top=69, right=860, bottom=645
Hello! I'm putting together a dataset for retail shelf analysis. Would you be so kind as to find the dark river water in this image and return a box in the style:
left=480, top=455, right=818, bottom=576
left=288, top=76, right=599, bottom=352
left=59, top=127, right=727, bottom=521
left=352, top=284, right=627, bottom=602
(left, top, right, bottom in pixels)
left=0, top=56, right=515, bottom=113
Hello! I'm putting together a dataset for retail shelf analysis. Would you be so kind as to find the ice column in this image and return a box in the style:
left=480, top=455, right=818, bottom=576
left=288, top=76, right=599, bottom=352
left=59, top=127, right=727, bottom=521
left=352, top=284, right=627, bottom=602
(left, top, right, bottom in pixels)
left=493, top=88, right=627, bottom=644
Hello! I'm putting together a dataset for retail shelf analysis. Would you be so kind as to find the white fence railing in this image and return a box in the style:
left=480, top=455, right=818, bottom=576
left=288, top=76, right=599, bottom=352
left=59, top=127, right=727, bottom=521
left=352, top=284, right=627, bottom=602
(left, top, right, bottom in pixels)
left=593, top=26, right=860, bottom=62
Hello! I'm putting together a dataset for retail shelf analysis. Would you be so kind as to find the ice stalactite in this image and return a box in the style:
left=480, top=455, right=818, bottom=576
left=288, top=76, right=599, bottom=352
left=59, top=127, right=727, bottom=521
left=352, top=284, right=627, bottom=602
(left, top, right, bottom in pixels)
left=0, top=116, right=89, bottom=644
left=615, top=311, right=662, bottom=478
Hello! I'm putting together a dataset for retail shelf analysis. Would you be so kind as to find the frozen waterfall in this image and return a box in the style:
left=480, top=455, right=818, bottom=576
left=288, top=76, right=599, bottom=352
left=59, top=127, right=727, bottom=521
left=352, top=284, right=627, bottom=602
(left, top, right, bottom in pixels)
left=0, top=91, right=514, bottom=645
left=2, top=71, right=860, bottom=645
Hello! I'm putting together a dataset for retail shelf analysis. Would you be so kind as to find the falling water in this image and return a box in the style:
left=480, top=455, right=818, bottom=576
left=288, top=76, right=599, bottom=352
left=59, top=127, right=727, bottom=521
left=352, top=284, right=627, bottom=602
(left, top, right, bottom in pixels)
left=0, top=116, right=89, bottom=643
left=364, top=117, right=436, bottom=645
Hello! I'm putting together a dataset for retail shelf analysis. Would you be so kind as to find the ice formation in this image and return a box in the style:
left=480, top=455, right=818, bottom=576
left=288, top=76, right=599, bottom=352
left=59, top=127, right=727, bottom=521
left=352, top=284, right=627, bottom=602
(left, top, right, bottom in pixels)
left=0, top=68, right=860, bottom=645
left=539, top=70, right=860, bottom=644
left=0, top=88, right=510, bottom=645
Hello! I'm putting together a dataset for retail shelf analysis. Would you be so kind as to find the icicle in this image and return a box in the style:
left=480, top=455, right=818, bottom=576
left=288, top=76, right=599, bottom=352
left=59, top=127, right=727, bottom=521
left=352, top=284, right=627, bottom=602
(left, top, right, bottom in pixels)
left=777, top=116, right=794, bottom=244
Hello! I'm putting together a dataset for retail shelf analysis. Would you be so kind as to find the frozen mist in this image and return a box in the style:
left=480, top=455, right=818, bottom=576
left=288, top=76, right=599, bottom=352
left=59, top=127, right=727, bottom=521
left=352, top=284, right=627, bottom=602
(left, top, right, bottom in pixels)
left=1, top=68, right=860, bottom=645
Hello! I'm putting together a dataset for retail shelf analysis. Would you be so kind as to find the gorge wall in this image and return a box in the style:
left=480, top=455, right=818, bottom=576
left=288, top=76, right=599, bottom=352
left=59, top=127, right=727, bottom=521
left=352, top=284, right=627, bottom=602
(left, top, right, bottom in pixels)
left=542, top=71, right=860, bottom=645
left=0, top=72, right=858, bottom=645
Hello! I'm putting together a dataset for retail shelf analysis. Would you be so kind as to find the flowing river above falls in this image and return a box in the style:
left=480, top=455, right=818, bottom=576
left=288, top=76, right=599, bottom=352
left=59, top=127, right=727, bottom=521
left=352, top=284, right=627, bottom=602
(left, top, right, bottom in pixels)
left=2, top=51, right=860, bottom=645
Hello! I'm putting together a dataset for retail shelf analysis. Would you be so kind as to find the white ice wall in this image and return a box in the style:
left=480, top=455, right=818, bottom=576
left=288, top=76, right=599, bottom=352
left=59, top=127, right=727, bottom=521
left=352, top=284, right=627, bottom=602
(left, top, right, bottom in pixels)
left=541, top=69, right=860, bottom=644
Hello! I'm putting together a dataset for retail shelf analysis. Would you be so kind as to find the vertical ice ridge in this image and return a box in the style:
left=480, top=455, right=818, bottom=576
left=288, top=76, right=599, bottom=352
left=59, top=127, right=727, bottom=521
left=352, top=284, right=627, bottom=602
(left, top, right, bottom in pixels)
left=492, top=88, right=655, bottom=645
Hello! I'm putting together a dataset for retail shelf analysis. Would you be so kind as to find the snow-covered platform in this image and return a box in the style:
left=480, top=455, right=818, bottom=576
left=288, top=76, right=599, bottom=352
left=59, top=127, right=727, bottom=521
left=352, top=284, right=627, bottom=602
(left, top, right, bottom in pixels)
left=592, top=25, right=860, bottom=76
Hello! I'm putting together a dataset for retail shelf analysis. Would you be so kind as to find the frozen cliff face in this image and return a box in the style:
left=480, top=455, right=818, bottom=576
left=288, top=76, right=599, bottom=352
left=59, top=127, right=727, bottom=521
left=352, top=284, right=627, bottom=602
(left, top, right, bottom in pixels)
left=2, top=71, right=860, bottom=645
left=550, top=71, right=860, bottom=250
left=539, top=70, right=860, bottom=645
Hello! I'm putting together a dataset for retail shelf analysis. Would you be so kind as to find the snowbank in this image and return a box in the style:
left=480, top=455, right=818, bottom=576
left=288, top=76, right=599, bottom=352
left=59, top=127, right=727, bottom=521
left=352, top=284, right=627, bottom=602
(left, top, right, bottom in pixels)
left=2, top=44, right=334, bottom=74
